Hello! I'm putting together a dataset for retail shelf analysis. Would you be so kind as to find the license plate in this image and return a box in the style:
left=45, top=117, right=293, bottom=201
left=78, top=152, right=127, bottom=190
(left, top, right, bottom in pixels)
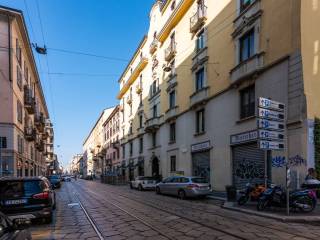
left=5, top=199, right=27, bottom=205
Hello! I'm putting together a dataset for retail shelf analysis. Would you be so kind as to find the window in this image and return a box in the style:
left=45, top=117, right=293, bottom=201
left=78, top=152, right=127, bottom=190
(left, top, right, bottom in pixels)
left=196, top=109, right=205, bottom=133
left=153, top=105, right=157, bottom=118
left=239, top=29, right=255, bottom=62
left=17, top=135, right=24, bottom=154
left=196, top=30, right=205, bottom=52
left=169, top=90, right=176, bottom=109
left=129, top=142, right=133, bottom=156
left=30, top=146, right=34, bottom=160
left=170, top=156, right=176, bottom=172
left=122, top=145, right=125, bottom=158
left=17, top=66, right=22, bottom=90
left=139, top=137, right=143, bottom=153
left=0, top=137, right=7, bottom=148
left=169, top=122, right=176, bottom=142
left=195, top=68, right=205, bottom=91
left=171, top=0, right=176, bottom=10
left=240, top=0, right=252, bottom=12
left=152, top=132, right=156, bottom=147
left=129, top=123, right=133, bottom=135
left=139, top=115, right=143, bottom=128
left=150, top=80, right=159, bottom=96
left=170, top=60, right=176, bottom=76
left=240, top=85, right=255, bottom=119
left=17, top=100, right=23, bottom=123
left=16, top=38, right=21, bottom=65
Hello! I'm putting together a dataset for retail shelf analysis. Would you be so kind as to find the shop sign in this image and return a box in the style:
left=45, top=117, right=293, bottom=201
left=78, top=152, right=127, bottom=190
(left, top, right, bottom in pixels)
left=191, top=141, right=211, bottom=153
left=230, top=130, right=258, bottom=145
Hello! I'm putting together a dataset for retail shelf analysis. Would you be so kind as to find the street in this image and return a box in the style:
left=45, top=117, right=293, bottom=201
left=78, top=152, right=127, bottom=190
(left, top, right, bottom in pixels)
left=30, top=180, right=320, bottom=240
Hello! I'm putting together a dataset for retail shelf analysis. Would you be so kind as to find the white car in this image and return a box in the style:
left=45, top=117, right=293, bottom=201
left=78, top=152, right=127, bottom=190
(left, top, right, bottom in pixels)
left=130, top=176, right=157, bottom=191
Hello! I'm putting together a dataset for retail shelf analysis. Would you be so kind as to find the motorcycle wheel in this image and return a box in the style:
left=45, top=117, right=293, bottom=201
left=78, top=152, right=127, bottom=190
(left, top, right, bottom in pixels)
left=237, top=196, right=249, bottom=206
left=295, top=196, right=316, bottom=213
left=257, top=198, right=269, bottom=211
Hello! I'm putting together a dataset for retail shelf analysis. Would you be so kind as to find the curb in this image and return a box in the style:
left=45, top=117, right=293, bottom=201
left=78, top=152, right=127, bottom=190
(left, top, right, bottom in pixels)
left=222, top=202, right=320, bottom=224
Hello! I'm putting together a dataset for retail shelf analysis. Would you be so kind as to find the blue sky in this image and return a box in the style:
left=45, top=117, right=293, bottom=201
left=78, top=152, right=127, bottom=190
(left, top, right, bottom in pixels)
left=0, top=0, right=154, bottom=168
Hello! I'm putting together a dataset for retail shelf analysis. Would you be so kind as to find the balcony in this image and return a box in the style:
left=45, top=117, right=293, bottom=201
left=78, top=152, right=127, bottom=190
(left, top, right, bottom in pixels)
left=24, top=86, right=35, bottom=114
left=230, top=53, right=265, bottom=85
left=190, top=87, right=210, bottom=108
left=36, top=140, right=44, bottom=152
left=149, top=39, right=158, bottom=54
left=145, top=116, right=162, bottom=132
left=25, top=127, right=36, bottom=142
left=120, top=137, right=127, bottom=145
left=111, top=140, right=120, bottom=149
left=165, top=106, right=179, bottom=121
left=136, top=83, right=142, bottom=94
left=166, top=74, right=177, bottom=91
left=190, top=6, right=207, bottom=33
left=165, top=43, right=177, bottom=62
left=35, top=113, right=45, bottom=132
left=126, top=95, right=132, bottom=105
left=137, top=127, right=144, bottom=136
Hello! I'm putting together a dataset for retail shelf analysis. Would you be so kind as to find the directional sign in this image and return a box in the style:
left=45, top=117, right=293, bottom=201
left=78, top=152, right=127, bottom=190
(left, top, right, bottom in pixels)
left=259, top=130, right=284, bottom=141
left=259, top=140, right=285, bottom=150
left=257, top=119, right=285, bottom=131
left=258, top=108, right=284, bottom=121
left=259, top=97, right=285, bottom=112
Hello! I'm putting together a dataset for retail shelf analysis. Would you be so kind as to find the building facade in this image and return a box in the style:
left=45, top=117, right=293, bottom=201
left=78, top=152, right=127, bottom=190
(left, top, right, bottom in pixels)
left=0, top=6, right=53, bottom=177
left=82, top=107, right=115, bottom=177
left=102, top=106, right=121, bottom=175
left=117, top=0, right=320, bottom=190
left=70, top=154, right=83, bottom=175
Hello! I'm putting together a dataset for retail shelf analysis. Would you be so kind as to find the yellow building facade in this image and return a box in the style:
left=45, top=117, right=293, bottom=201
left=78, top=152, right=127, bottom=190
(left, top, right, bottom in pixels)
left=118, top=0, right=320, bottom=190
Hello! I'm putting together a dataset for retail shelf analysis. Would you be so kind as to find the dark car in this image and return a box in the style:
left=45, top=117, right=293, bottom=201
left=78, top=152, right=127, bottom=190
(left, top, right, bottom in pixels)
left=0, top=177, right=56, bottom=223
left=47, top=175, right=61, bottom=189
left=0, top=211, right=31, bottom=240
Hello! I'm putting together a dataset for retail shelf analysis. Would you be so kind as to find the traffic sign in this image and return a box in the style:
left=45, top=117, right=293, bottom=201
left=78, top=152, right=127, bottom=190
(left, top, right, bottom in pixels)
left=257, top=119, right=285, bottom=131
left=259, top=140, right=285, bottom=150
left=259, top=97, right=285, bottom=112
left=258, top=108, right=284, bottom=121
left=259, top=130, right=284, bottom=140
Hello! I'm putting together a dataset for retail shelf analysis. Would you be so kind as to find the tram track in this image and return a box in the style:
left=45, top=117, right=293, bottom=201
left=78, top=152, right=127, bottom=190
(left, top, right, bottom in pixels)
left=75, top=181, right=318, bottom=240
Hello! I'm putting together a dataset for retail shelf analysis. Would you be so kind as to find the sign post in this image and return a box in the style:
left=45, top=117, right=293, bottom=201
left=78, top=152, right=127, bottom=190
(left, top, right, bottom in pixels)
left=0, top=138, right=2, bottom=177
left=257, top=97, right=286, bottom=207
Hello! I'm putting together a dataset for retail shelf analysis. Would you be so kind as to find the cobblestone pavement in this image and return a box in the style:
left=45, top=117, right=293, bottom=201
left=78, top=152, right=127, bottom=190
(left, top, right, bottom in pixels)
left=30, top=180, right=320, bottom=240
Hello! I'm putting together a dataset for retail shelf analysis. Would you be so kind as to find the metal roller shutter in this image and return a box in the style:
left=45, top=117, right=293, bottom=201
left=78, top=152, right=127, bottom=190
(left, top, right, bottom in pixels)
left=192, top=151, right=210, bottom=182
left=232, top=143, right=266, bottom=190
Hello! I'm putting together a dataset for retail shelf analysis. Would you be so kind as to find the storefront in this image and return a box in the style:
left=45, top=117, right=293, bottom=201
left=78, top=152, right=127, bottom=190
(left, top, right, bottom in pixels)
left=191, top=141, right=211, bottom=183
left=230, top=130, right=271, bottom=189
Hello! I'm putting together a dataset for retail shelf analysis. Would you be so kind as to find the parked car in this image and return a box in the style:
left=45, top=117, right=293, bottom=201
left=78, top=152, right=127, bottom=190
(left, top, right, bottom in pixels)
left=0, top=211, right=32, bottom=240
left=155, top=176, right=211, bottom=199
left=0, top=177, right=56, bottom=223
left=61, top=176, right=71, bottom=182
left=130, top=176, right=157, bottom=191
left=47, top=175, right=61, bottom=189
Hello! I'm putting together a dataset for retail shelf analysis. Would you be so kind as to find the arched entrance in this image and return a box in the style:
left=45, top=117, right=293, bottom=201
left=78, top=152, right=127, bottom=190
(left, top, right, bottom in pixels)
left=151, top=156, right=159, bottom=179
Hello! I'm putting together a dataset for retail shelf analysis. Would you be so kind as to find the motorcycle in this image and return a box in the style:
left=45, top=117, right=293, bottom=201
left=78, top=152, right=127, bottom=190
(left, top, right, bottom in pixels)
left=257, top=185, right=317, bottom=213
left=238, top=183, right=266, bottom=206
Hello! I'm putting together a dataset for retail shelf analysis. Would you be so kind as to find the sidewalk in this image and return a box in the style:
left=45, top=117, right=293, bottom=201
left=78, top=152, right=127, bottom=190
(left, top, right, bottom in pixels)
left=207, top=191, right=320, bottom=223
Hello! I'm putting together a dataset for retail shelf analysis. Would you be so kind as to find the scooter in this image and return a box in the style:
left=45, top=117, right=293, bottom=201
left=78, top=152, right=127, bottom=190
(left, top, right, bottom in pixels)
left=257, top=185, right=317, bottom=213
left=237, top=183, right=266, bottom=205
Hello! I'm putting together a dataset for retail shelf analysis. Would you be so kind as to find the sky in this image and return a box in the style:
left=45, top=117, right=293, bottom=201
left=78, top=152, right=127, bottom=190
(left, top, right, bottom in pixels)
left=0, top=0, right=155, bottom=168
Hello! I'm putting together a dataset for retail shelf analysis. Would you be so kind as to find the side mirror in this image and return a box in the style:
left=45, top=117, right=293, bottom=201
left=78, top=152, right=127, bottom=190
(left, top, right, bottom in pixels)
left=13, top=218, right=31, bottom=230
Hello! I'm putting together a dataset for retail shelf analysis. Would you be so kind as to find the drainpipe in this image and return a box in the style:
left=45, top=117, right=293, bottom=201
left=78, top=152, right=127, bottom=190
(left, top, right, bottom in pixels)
left=7, top=14, right=12, bottom=82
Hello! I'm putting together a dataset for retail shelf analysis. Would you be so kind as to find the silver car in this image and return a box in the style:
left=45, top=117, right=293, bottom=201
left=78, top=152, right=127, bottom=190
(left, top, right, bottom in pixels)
left=130, top=176, right=157, bottom=191
left=155, top=176, right=211, bottom=199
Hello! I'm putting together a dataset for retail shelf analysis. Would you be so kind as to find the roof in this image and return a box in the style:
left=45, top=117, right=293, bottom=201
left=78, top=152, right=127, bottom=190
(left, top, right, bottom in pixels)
left=0, top=5, right=49, bottom=118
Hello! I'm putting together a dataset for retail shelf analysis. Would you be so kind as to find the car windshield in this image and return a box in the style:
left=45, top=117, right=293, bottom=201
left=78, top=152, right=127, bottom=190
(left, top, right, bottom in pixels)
left=141, top=177, right=155, bottom=180
left=191, top=178, right=208, bottom=183
left=0, top=180, right=42, bottom=198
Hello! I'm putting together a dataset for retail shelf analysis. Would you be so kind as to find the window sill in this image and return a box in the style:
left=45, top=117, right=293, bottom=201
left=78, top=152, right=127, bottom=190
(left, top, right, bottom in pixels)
left=236, top=115, right=256, bottom=124
left=168, top=140, right=176, bottom=145
left=194, top=131, right=205, bottom=137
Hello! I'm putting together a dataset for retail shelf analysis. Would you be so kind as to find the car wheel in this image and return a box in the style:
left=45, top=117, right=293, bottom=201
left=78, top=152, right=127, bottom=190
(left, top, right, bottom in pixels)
left=155, top=187, right=161, bottom=194
left=178, top=190, right=186, bottom=200
left=44, top=214, right=53, bottom=224
left=138, top=184, right=143, bottom=191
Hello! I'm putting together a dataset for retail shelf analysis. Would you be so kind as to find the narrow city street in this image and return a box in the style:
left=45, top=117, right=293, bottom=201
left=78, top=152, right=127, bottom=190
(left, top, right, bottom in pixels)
left=30, top=180, right=320, bottom=240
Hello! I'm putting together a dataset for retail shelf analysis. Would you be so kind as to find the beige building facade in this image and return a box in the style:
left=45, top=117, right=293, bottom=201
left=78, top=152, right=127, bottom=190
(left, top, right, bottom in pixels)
left=117, top=0, right=320, bottom=190
left=82, top=107, right=115, bottom=177
left=0, top=6, right=53, bottom=177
